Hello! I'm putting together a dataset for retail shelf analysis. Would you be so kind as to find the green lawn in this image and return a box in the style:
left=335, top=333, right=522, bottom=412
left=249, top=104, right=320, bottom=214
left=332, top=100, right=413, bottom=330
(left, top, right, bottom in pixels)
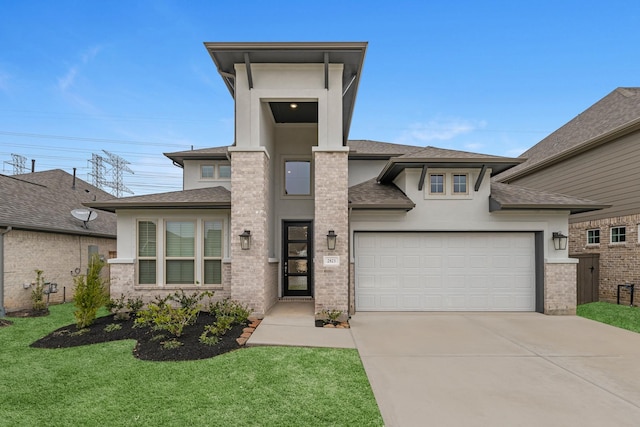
left=0, top=304, right=382, bottom=426
left=577, top=301, right=640, bottom=333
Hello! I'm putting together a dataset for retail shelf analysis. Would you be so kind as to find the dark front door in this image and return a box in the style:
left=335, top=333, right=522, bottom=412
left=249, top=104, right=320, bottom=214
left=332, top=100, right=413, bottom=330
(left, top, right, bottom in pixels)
left=573, top=253, right=600, bottom=305
left=283, top=221, right=313, bottom=296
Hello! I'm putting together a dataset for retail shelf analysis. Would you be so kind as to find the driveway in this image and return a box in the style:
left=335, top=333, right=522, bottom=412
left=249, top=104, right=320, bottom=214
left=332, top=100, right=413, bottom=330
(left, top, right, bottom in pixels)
left=349, top=312, right=640, bottom=427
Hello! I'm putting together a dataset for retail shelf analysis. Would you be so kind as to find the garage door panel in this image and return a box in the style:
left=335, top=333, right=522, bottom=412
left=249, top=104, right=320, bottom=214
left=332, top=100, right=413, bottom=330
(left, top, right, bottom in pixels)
left=355, top=232, right=535, bottom=312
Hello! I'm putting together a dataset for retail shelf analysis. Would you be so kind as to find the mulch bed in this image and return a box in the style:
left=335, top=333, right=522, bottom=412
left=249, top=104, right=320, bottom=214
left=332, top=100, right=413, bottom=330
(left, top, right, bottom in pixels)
left=30, top=312, right=247, bottom=362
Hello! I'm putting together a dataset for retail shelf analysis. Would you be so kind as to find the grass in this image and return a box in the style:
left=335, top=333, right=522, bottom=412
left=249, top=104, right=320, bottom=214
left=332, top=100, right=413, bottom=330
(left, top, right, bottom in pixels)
left=0, top=303, right=382, bottom=426
left=577, top=301, right=640, bottom=333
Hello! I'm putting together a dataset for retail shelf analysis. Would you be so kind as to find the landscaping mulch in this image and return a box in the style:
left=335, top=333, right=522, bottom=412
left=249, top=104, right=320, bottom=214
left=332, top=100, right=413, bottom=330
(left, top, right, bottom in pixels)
left=30, top=312, right=248, bottom=362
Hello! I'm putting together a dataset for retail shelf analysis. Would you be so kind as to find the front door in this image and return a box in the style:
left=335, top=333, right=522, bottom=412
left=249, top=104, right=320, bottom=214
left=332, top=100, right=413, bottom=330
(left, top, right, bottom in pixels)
left=283, top=221, right=313, bottom=296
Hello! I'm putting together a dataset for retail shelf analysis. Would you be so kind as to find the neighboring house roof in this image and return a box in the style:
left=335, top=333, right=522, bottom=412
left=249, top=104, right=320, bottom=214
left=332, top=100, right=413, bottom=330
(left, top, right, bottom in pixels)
left=86, top=186, right=231, bottom=212
left=0, top=169, right=116, bottom=238
left=347, top=140, right=423, bottom=159
left=498, top=87, right=640, bottom=182
left=378, top=146, right=524, bottom=184
left=489, top=182, right=609, bottom=214
left=204, top=41, right=368, bottom=145
left=164, top=146, right=229, bottom=167
left=349, top=178, right=415, bottom=211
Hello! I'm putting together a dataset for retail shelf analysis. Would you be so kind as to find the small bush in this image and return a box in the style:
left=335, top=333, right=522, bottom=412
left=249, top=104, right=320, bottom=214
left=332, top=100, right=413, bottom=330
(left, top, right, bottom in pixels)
left=208, top=299, right=252, bottom=324
left=135, top=303, right=199, bottom=337
left=73, top=255, right=108, bottom=328
left=104, top=323, right=122, bottom=333
left=317, top=309, right=343, bottom=325
left=31, top=269, right=46, bottom=312
left=199, top=315, right=235, bottom=346
left=161, top=339, right=183, bottom=350
left=172, top=290, right=213, bottom=310
left=107, top=294, right=145, bottom=320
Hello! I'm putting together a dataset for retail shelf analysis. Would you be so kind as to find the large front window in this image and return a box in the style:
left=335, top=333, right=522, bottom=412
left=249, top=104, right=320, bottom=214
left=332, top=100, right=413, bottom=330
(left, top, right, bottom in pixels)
left=166, top=221, right=195, bottom=284
left=284, top=160, right=311, bottom=195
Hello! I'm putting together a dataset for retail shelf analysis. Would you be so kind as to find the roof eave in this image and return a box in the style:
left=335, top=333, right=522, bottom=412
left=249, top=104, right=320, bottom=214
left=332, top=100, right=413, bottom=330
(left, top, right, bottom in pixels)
left=378, top=158, right=524, bottom=183
left=84, top=202, right=232, bottom=213
left=489, top=199, right=611, bottom=214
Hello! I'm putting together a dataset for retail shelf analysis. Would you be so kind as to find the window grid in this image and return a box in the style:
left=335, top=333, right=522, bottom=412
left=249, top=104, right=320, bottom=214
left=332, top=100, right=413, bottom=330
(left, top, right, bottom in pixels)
left=137, top=220, right=157, bottom=285
left=587, top=229, right=600, bottom=245
left=452, top=174, right=468, bottom=194
left=165, top=221, right=196, bottom=285
left=611, top=226, right=626, bottom=244
left=429, top=174, right=445, bottom=194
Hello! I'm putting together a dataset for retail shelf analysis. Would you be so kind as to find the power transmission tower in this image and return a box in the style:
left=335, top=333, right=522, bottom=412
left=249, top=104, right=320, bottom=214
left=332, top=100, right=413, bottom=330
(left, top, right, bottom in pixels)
left=88, top=153, right=106, bottom=189
left=5, top=153, right=28, bottom=174
left=101, top=150, right=134, bottom=197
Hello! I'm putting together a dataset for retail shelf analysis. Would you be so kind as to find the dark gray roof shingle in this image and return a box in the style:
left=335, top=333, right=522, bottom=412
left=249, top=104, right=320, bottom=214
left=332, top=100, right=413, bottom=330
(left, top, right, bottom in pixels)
left=86, top=186, right=231, bottom=212
left=349, top=179, right=415, bottom=210
left=498, top=87, right=640, bottom=181
left=347, top=140, right=423, bottom=158
left=490, top=182, right=609, bottom=214
left=0, top=170, right=117, bottom=237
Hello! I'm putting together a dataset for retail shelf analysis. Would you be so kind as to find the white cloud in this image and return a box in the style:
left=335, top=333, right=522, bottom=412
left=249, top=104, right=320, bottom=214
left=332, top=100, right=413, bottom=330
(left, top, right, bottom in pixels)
left=58, top=66, right=78, bottom=92
left=57, top=45, right=103, bottom=93
left=395, top=117, right=487, bottom=146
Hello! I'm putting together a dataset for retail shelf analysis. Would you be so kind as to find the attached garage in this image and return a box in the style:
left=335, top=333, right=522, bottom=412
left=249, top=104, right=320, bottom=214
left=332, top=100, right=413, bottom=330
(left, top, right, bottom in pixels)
left=354, top=232, right=537, bottom=311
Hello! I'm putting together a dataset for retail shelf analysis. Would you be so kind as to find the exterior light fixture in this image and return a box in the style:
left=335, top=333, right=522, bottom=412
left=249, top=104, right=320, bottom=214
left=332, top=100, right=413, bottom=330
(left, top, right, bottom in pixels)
left=552, top=232, right=568, bottom=251
left=290, top=103, right=298, bottom=109
left=327, top=230, right=337, bottom=251
left=239, top=230, right=251, bottom=250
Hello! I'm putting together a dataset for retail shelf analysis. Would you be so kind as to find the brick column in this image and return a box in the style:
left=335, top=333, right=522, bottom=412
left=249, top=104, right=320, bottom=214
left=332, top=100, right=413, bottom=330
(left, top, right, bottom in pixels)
left=230, top=150, right=271, bottom=318
left=544, top=262, right=577, bottom=315
left=313, top=150, right=349, bottom=319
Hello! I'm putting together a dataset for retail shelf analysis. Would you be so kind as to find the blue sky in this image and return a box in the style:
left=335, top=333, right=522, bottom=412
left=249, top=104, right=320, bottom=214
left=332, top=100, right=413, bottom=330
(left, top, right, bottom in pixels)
left=1, top=1, right=639, bottom=195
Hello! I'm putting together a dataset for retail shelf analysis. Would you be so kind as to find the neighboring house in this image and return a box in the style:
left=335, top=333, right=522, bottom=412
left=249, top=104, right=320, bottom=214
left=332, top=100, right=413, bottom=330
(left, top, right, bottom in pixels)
left=497, top=87, right=640, bottom=304
left=0, top=169, right=117, bottom=314
left=88, top=42, right=604, bottom=318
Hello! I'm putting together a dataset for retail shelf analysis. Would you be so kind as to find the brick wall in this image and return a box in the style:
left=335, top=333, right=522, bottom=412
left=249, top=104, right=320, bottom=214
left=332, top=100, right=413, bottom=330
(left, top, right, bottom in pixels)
left=570, top=214, right=640, bottom=302
left=544, top=262, right=577, bottom=315
left=313, top=150, right=349, bottom=318
left=230, top=150, right=272, bottom=317
left=3, top=229, right=115, bottom=312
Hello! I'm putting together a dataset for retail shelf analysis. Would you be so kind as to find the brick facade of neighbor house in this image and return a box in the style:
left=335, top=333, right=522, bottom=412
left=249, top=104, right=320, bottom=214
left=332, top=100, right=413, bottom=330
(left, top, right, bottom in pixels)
left=544, top=262, right=577, bottom=315
left=569, top=213, right=640, bottom=303
left=4, top=229, right=115, bottom=312
left=313, top=150, right=350, bottom=319
left=230, top=150, right=276, bottom=318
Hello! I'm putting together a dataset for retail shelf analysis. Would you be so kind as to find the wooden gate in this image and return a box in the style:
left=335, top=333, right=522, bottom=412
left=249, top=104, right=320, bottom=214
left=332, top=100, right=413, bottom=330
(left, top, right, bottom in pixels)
left=571, top=253, right=600, bottom=305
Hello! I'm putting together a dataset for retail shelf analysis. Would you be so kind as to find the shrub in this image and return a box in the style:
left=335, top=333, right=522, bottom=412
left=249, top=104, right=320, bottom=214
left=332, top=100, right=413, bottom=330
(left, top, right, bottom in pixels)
left=317, top=309, right=343, bottom=325
left=172, top=289, right=213, bottom=310
left=73, top=255, right=108, bottom=328
left=208, top=299, right=252, bottom=324
left=135, top=303, right=199, bottom=337
left=104, top=323, right=122, bottom=332
left=107, top=294, right=145, bottom=320
left=31, top=269, right=46, bottom=312
left=161, top=338, right=183, bottom=350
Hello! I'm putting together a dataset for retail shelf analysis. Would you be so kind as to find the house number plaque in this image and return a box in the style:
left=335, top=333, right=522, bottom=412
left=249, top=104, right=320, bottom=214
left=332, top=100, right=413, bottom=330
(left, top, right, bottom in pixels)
left=323, top=256, right=340, bottom=266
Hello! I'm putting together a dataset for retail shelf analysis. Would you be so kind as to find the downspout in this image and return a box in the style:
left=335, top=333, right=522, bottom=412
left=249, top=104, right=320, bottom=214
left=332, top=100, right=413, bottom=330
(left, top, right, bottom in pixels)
left=0, top=227, right=12, bottom=317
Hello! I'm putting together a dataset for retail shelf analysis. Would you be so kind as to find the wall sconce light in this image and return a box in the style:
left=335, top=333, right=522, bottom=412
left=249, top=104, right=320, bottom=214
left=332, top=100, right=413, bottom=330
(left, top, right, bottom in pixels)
left=239, top=230, right=251, bottom=250
left=552, top=232, right=568, bottom=251
left=327, top=230, right=337, bottom=251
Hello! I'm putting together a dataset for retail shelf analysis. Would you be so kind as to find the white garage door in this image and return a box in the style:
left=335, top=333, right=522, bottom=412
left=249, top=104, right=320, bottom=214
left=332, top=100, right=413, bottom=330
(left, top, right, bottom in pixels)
left=355, top=232, right=536, bottom=311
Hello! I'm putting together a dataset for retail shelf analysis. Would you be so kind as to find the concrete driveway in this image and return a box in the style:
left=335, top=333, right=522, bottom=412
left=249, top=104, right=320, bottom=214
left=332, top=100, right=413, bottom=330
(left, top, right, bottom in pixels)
left=349, top=312, right=640, bottom=427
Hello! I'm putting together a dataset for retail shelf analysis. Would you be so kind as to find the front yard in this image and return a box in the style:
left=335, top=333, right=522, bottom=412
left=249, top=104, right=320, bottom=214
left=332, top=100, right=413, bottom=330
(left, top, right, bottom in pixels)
left=577, top=301, right=640, bottom=333
left=0, top=303, right=382, bottom=426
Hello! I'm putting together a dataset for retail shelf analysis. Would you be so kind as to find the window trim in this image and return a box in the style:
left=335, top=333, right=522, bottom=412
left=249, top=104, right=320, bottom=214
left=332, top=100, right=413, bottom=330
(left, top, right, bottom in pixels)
left=428, top=173, right=445, bottom=195
left=610, top=226, right=626, bottom=244
left=165, top=220, right=196, bottom=285
left=452, top=173, right=469, bottom=195
left=137, top=219, right=158, bottom=285
left=202, top=219, right=224, bottom=285
left=586, top=228, right=600, bottom=245
left=200, top=163, right=231, bottom=180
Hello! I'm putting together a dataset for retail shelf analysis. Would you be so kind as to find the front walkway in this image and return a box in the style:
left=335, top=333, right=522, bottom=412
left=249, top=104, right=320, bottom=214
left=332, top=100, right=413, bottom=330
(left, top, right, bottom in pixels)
left=246, top=301, right=355, bottom=348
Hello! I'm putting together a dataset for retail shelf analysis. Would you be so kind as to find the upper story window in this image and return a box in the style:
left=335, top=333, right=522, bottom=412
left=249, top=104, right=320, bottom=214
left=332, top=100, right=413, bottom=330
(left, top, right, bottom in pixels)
left=201, top=163, right=231, bottom=180
left=452, top=174, right=468, bottom=194
left=284, top=160, right=311, bottom=196
left=429, top=174, right=445, bottom=194
left=611, top=226, right=626, bottom=244
left=587, top=229, right=600, bottom=245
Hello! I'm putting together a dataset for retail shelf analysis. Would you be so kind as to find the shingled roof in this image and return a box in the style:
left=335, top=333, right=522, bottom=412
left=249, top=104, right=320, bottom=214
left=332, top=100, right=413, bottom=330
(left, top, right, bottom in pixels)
left=0, top=170, right=116, bottom=238
left=349, top=179, right=415, bottom=210
left=490, top=182, right=609, bottom=214
left=86, top=186, right=231, bottom=212
left=347, top=140, right=423, bottom=158
left=164, top=146, right=229, bottom=167
left=498, top=87, right=640, bottom=182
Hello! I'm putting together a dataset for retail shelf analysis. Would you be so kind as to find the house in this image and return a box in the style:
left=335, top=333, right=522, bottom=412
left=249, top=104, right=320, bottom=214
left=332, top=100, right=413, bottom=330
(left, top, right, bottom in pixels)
left=497, top=87, right=640, bottom=305
left=0, top=169, right=117, bottom=314
left=88, top=42, right=605, bottom=318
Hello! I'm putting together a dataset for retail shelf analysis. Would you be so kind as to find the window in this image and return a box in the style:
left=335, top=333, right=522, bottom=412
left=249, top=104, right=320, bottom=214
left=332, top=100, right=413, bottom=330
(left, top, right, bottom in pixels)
left=284, top=160, right=311, bottom=195
left=203, top=220, right=223, bottom=285
left=611, top=226, right=626, bottom=244
left=429, top=174, right=444, bottom=194
left=452, top=174, right=468, bottom=194
left=165, top=221, right=195, bottom=284
left=201, top=165, right=214, bottom=179
left=138, top=221, right=157, bottom=284
left=587, top=229, right=600, bottom=245
left=218, top=164, right=231, bottom=178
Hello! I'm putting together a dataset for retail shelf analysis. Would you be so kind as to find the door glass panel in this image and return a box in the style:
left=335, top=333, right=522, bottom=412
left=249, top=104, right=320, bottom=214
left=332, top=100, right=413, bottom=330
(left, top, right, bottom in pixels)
left=288, top=260, right=308, bottom=274
left=288, top=226, right=308, bottom=240
left=288, top=276, right=308, bottom=291
left=288, top=243, right=308, bottom=257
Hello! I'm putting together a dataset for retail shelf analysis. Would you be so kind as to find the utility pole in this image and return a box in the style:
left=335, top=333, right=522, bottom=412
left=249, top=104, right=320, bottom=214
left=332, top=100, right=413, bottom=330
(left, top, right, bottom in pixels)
left=88, top=150, right=134, bottom=197
left=3, top=154, right=28, bottom=174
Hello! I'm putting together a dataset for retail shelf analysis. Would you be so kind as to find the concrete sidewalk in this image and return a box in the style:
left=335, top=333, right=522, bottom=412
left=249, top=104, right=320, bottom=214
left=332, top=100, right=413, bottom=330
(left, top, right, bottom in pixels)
left=350, top=312, right=640, bottom=427
left=246, top=301, right=355, bottom=348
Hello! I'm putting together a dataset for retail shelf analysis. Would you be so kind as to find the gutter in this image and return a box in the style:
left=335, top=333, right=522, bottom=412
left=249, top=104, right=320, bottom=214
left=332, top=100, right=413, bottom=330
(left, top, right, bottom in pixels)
left=0, top=226, right=12, bottom=317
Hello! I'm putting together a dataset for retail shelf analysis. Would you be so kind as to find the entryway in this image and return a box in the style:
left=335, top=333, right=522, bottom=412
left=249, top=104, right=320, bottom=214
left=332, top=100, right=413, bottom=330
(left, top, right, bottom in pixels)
left=282, top=221, right=313, bottom=297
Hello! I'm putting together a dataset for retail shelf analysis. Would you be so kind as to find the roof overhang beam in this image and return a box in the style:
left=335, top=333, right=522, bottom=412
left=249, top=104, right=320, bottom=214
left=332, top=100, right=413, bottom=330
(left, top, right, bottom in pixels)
left=474, top=164, right=487, bottom=192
